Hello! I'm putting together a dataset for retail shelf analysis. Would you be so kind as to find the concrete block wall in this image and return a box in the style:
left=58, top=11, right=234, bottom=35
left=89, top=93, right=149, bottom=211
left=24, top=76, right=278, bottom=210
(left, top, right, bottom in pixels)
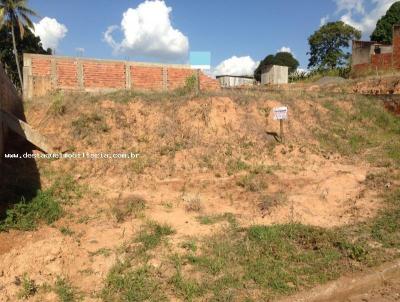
left=261, top=65, right=288, bottom=85
left=23, top=54, right=220, bottom=98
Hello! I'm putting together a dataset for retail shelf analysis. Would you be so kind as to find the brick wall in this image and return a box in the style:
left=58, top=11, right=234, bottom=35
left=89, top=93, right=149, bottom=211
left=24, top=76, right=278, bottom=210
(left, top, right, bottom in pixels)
left=371, top=53, right=393, bottom=70
left=23, top=54, right=220, bottom=98
left=31, top=57, right=51, bottom=77
left=352, top=25, right=400, bottom=75
left=84, top=61, right=125, bottom=89
left=57, top=60, right=78, bottom=89
left=167, top=68, right=195, bottom=90
left=131, top=66, right=163, bottom=90
left=393, top=25, right=400, bottom=69
left=199, top=72, right=220, bottom=91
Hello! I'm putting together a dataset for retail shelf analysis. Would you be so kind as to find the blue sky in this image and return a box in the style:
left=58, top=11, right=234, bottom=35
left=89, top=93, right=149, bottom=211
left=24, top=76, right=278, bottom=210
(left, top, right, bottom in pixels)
left=30, top=0, right=397, bottom=74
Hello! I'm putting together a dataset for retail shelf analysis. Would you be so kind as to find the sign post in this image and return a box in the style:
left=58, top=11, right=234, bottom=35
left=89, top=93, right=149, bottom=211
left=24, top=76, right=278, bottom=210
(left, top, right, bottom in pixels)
left=273, top=106, right=288, bottom=142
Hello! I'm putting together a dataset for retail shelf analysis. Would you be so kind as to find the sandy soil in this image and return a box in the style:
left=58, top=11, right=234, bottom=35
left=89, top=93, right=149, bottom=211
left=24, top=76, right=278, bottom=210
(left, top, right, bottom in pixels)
left=0, top=94, right=391, bottom=301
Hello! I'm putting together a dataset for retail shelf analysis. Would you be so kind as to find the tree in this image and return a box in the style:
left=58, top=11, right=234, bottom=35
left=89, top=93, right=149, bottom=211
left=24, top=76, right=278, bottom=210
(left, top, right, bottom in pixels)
left=307, top=21, right=361, bottom=70
left=254, top=52, right=299, bottom=82
left=371, top=1, right=400, bottom=43
left=0, top=0, right=38, bottom=87
left=0, top=8, right=4, bottom=26
left=0, top=24, right=51, bottom=86
left=273, top=52, right=299, bottom=73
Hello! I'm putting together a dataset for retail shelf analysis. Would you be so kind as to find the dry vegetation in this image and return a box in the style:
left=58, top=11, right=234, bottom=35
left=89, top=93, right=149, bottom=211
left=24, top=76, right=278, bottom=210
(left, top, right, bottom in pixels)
left=1, top=87, right=400, bottom=301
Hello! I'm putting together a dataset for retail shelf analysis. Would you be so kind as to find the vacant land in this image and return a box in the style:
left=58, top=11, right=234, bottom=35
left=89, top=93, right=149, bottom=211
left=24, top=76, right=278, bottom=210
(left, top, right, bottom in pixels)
left=0, top=87, right=399, bottom=301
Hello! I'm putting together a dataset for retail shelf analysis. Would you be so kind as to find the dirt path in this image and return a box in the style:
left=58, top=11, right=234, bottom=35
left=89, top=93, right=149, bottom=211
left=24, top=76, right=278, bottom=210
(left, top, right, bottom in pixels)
left=278, top=260, right=400, bottom=302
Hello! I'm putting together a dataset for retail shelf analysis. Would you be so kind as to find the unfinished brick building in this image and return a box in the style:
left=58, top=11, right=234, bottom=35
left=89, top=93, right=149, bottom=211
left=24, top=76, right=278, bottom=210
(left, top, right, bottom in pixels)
left=23, top=54, right=220, bottom=98
left=352, top=25, right=400, bottom=75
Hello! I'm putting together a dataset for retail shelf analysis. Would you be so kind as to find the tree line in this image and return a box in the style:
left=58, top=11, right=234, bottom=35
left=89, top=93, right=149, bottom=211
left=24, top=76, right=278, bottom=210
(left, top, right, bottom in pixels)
left=0, top=0, right=50, bottom=89
left=255, top=1, right=400, bottom=81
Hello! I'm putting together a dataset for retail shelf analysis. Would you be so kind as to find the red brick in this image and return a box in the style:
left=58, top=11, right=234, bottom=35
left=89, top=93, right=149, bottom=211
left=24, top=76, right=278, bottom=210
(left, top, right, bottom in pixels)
left=131, top=66, right=163, bottom=90
left=57, top=60, right=78, bottom=88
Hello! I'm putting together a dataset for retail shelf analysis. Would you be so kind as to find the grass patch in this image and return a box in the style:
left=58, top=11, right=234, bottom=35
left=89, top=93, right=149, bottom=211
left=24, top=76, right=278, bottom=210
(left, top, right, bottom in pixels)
left=0, top=175, right=81, bottom=231
left=0, top=191, right=62, bottom=231
left=136, top=221, right=175, bottom=251
left=111, top=195, right=146, bottom=222
left=49, top=92, right=66, bottom=116
left=258, top=192, right=288, bottom=214
left=196, top=212, right=237, bottom=226
left=54, top=277, right=77, bottom=302
left=181, top=240, right=197, bottom=252
left=49, top=175, right=83, bottom=205
left=169, top=271, right=204, bottom=300
left=371, top=189, right=400, bottom=248
left=17, top=274, right=37, bottom=299
left=71, top=113, right=110, bottom=139
left=131, top=156, right=151, bottom=174
left=102, top=263, right=167, bottom=302
left=183, top=223, right=370, bottom=299
left=60, top=226, right=74, bottom=236
left=89, top=248, right=112, bottom=257
left=102, top=212, right=392, bottom=301
left=159, top=141, right=187, bottom=156
left=226, top=158, right=249, bottom=175
left=236, top=173, right=267, bottom=192
left=315, top=96, right=400, bottom=165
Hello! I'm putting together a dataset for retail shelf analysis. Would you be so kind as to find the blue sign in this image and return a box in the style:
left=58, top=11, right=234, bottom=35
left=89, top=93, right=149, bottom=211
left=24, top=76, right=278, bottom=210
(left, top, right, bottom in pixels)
left=190, top=51, right=211, bottom=70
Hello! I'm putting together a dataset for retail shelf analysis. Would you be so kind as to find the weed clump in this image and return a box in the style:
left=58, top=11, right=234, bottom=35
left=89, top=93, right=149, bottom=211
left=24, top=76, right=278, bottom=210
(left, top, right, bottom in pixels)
left=71, top=113, right=110, bottom=139
left=102, top=263, right=167, bottom=302
left=111, top=196, right=146, bottom=222
left=184, top=195, right=203, bottom=212
left=236, top=173, right=267, bottom=192
left=0, top=176, right=81, bottom=231
left=17, top=274, right=37, bottom=299
left=136, top=221, right=175, bottom=250
left=226, top=158, right=249, bottom=175
left=0, top=191, right=62, bottom=231
left=54, top=277, right=77, bottom=302
left=371, top=189, right=400, bottom=248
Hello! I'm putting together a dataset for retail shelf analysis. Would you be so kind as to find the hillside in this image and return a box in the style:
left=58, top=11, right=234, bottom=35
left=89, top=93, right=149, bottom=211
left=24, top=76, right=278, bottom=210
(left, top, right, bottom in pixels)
left=0, top=88, right=400, bottom=301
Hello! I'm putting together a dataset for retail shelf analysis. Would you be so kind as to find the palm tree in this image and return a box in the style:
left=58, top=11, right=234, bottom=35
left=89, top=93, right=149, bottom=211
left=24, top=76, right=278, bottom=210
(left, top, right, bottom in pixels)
left=0, top=8, right=4, bottom=26
left=0, top=0, right=37, bottom=87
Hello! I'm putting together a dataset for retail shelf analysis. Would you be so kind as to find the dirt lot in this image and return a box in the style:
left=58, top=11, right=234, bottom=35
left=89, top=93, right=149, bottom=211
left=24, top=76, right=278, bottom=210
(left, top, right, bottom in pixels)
left=0, top=89, right=399, bottom=301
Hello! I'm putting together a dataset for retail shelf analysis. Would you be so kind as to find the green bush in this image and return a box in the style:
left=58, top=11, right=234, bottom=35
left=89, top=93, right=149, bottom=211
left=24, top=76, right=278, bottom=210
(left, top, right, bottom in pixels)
left=1, top=191, right=62, bottom=231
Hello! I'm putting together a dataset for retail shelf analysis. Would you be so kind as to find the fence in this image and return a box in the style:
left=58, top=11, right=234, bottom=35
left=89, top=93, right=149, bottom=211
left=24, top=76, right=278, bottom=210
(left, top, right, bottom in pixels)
left=23, top=54, right=220, bottom=98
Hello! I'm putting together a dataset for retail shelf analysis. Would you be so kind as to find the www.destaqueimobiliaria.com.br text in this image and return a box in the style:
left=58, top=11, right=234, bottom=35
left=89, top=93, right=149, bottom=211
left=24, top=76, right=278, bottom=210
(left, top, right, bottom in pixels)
left=3, top=152, right=141, bottom=160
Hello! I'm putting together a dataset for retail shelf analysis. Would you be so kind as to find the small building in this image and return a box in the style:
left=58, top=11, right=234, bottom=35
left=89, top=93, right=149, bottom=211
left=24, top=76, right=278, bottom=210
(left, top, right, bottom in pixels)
left=352, top=24, right=400, bottom=74
left=261, top=65, right=288, bottom=85
left=216, top=75, right=255, bottom=88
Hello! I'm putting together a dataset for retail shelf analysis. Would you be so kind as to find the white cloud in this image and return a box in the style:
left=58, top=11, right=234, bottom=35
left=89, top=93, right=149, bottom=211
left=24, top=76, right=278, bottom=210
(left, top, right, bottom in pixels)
left=213, top=56, right=258, bottom=76
left=296, top=67, right=310, bottom=74
left=335, top=0, right=365, bottom=14
left=278, top=46, right=292, bottom=53
left=320, top=15, right=329, bottom=26
left=104, top=0, right=189, bottom=61
left=33, top=17, right=67, bottom=50
left=334, top=0, right=398, bottom=36
left=277, top=46, right=297, bottom=59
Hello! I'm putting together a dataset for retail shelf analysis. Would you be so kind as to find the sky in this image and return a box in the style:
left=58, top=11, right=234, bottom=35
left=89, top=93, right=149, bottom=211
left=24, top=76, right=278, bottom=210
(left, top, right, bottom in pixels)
left=29, top=0, right=399, bottom=75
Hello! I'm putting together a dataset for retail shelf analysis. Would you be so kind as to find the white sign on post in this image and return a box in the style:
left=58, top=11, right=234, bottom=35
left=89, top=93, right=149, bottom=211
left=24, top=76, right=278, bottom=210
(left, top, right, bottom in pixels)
left=273, top=106, right=288, bottom=120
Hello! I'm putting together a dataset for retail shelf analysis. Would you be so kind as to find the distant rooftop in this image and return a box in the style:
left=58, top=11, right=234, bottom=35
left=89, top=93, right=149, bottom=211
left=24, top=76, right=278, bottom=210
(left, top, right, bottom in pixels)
left=215, top=75, right=254, bottom=79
